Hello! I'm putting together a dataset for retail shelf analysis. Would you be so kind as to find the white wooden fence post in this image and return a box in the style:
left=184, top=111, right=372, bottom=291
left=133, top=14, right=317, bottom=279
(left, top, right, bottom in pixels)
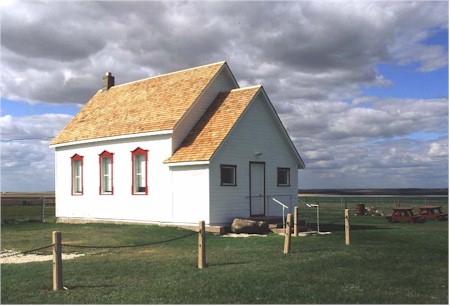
left=345, top=209, right=351, bottom=246
left=294, top=207, right=299, bottom=237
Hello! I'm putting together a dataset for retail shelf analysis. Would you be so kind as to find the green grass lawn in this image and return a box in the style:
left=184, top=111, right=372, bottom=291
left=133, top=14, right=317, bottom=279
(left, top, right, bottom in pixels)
left=1, top=213, right=448, bottom=304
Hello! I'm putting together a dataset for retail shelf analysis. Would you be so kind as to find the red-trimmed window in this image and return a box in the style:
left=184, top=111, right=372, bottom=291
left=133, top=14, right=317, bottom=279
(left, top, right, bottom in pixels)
left=99, top=150, right=114, bottom=195
left=71, top=154, right=83, bottom=195
left=132, top=147, right=148, bottom=195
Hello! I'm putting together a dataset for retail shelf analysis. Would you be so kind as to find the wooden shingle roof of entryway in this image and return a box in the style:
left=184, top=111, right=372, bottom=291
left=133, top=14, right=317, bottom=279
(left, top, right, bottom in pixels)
left=165, top=86, right=261, bottom=163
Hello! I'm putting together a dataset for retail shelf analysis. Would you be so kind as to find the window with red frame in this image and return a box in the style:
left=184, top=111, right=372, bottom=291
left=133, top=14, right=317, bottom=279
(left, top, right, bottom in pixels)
left=132, top=147, right=148, bottom=194
left=71, top=154, right=83, bottom=195
left=99, top=151, right=114, bottom=194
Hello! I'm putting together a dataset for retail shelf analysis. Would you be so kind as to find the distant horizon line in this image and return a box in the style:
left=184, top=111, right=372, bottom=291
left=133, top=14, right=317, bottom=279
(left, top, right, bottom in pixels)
left=298, top=188, right=448, bottom=190
left=1, top=187, right=448, bottom=193
left=298, top=187, right=448, bottom=196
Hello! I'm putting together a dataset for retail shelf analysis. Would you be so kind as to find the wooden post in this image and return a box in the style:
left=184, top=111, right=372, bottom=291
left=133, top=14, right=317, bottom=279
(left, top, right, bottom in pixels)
left=41, top=197, right=46, bottom=223
left=198, top=221, right=206, bottom=269
left=284, top=213, right=292, bottom=254
left=294, top=207, right=299, bottom=237
left=345, top=209, right=351, bottom=246
left=52, top=231, right=63, bottom=291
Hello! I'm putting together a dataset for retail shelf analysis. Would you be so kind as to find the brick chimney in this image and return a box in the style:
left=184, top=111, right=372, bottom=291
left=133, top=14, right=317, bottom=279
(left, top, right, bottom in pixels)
left=102, top=72, right=115, bottom=91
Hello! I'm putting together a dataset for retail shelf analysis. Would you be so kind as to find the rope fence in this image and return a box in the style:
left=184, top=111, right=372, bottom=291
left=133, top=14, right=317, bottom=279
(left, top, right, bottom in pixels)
left=2, top=213, right=352, bottom=291
left=1, top=222, right=208, bottom=291
left=61, top=231, right=197, bottom=250
left=0, top=232, right=198, bottom=259
left=0, top=244, right=54, bottom=259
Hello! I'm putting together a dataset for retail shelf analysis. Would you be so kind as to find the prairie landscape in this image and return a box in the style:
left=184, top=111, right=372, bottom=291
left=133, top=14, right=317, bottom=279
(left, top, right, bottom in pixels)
left=1, top=190, right=448, bottom=304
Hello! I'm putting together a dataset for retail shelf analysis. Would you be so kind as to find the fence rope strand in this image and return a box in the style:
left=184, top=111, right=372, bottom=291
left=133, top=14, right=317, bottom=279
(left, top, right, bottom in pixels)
left=0, top=244, right=54, bottom=259
left=61, top=231, right=197, bottom=249
left=1, top=231, right=198, bottom=259
left=2, top=231, right=198, bottom=259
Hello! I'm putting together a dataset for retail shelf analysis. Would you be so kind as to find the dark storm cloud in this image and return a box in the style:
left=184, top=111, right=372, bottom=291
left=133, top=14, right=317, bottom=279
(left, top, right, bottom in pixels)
left=1, top=1, right=107, bottom=61
left=2, top=1, right=447, bottom=105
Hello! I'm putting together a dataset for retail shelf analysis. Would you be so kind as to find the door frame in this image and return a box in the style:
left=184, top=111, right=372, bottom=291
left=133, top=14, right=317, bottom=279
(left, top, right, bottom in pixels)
left=249, top=161, right=266, bottom=216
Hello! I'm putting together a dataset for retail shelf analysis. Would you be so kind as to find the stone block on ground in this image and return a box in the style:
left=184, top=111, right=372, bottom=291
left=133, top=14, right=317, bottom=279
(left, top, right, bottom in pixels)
left=231, top=218, right=270, bottom=234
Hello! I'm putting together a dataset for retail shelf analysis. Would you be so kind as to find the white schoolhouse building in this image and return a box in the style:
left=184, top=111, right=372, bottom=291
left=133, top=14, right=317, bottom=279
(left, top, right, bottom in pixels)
left=50, top=62, right=305, bottom=227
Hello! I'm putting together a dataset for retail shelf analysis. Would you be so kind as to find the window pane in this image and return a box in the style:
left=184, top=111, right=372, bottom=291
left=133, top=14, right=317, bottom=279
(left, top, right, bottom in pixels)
left=73, top=160, right=80, bottom=177
left=277, top=168, right=290, bottom=186
left=74, top=177, right=81, bottom=193
left=134, top=154, right=146, bottom=193
left=73, top=160, right=82, bottom=193
left=221, top=166, right=236, bottom=185
left=102, top=157, right=112, bottom=192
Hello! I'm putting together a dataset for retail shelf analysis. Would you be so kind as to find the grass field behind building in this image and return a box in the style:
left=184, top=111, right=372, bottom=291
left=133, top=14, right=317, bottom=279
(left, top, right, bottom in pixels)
left=1, top=197, right=448, bottom=304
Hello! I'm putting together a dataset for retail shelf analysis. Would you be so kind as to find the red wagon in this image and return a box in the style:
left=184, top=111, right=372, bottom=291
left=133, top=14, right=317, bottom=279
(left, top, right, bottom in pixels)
left=418, top=206, right=448, bottom=221
left=386, top=207, right=425, bottom=223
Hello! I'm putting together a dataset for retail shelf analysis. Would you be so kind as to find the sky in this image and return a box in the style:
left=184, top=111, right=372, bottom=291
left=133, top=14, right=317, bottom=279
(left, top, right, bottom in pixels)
left=1, top=0, right=448, bottom=192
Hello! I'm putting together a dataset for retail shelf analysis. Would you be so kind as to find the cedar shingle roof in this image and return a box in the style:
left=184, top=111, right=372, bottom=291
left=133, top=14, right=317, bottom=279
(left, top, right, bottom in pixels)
left=50, top=62, right=226, bottom=145
left=165, top=86, right=261, bottom=163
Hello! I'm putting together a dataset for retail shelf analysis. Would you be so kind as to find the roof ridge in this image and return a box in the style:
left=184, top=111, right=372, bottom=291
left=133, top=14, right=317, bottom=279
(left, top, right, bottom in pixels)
left=50, top=61, right=227, bottom=146
left=229, top=85, right=262, bottom=92
left=165, top=84, right=261, bottom=164
left=113, top=61, right=226, bottom=89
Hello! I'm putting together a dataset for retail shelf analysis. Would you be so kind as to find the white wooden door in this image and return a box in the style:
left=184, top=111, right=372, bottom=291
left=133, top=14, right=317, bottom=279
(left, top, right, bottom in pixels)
left=250, top=162, right=265, bottom=216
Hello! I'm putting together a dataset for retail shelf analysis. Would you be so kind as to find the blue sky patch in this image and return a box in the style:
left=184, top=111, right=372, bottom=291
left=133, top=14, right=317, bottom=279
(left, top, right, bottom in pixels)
left=363, top=63, right=448, bottom=99
left=1, top=99, right=80, bottom=117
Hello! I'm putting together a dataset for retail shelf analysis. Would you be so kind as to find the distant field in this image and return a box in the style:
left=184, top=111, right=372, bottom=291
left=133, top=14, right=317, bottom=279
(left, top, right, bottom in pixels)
left=298, top=188, right=448, bottom=195
left=1, top=192, right=55, bottom=206
left=297, top=194, right=448, bottom=225
left=1, top=192, right=447, bottom=226
left=1, top=192, right=55, bottom=197
left=1, top=193, right=55, bottom=223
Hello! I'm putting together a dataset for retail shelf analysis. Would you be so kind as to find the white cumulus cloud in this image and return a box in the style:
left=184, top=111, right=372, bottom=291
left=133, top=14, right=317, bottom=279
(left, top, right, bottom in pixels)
left=0, top=1, right=448, bottom=190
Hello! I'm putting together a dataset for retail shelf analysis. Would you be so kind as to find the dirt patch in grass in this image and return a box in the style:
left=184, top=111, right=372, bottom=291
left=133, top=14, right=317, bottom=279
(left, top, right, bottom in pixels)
left=139, top=249, right=157, bottom=254
left=1, top=251, right=84, bottom=264
left=221, top=233, right=268, bottom=238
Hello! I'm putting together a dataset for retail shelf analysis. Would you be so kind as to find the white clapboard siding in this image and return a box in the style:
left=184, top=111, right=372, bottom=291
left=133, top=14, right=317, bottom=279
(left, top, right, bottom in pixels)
left=209, top=92, right=299, bottom=225
left=170, top=165, right=210, bottom=225
left=53, top=64, right=303, bottom=227
left=55, top=134, right=174, bottom=223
